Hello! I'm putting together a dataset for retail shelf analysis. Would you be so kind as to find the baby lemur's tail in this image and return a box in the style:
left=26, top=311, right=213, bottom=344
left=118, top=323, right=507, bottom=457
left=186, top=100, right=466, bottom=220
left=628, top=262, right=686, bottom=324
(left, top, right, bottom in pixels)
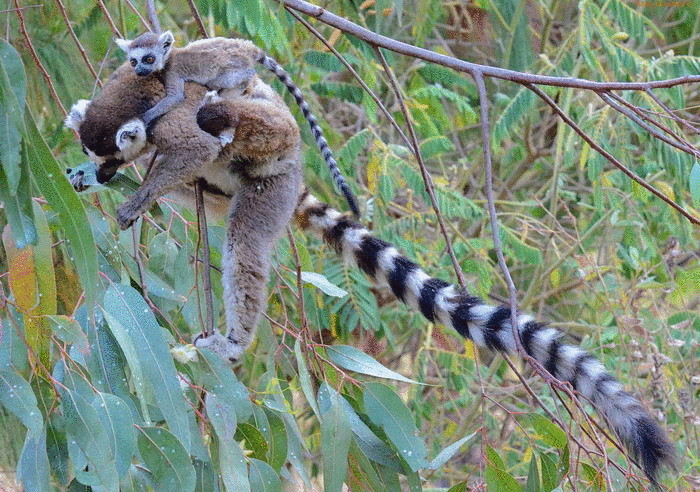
left=257, top=53, right=360, bottom=217
left=293, top=189, right=675, bottom=487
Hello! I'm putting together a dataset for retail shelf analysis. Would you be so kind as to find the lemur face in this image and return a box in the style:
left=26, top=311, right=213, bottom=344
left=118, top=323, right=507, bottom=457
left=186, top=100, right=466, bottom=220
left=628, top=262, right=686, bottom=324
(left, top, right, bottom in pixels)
left=116, top=31, right=174, bottom=77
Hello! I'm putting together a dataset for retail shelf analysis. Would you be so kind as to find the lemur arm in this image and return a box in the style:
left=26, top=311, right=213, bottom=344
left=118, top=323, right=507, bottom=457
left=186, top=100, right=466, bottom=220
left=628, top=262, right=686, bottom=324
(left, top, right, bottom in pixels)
left=142, top=73, right=186, bottom=126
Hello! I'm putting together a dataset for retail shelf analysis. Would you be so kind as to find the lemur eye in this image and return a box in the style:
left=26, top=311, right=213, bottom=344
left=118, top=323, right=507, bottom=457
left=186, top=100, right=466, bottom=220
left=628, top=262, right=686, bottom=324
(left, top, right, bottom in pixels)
left=144, top=55, right=155, bottom=64
left=130, top=58, right=137, bottom=67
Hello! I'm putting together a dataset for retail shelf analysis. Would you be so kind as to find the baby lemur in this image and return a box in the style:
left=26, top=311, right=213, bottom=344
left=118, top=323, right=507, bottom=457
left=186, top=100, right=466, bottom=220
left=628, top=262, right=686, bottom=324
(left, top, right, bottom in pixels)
left=65, top=52, right=674, bottom=487
left=115, top=31, right=359, bottom=216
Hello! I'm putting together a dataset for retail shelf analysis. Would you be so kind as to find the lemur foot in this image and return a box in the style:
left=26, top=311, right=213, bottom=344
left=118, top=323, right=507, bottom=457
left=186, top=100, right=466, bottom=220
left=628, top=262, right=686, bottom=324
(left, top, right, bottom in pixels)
left=116, top=119, right=147, bottom=153
left=193, top=333, right=245, bottom=362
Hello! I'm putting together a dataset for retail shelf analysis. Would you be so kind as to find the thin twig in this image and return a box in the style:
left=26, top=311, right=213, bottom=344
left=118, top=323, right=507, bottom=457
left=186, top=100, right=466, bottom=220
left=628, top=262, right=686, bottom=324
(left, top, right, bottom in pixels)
left=0, top=3, right=41, bottom=13
left=195, top=179, right=215, bottom=337
left=53, top=0, right=101, bottom=87
left=527, top=84, right=699, bottom=225
left=122, top=0, right=150, bottom=32
left=145, top=0, right=160, bottom=33
left=598, top=91, right=700, bottom=158
left=644, top=87, right=700, bottom=134
left=186, top=0, right=207, bottom=38
left=374, top=45, right=467, bottom=289
left=474, top=71, right=525, bottom=358
left=13, top=0, right=66, bottom=115
left=94, top=0, right=122, bottom=38
left=284, top=6, right=412, bottom=150
left=281, top=0, right=700, bottom=91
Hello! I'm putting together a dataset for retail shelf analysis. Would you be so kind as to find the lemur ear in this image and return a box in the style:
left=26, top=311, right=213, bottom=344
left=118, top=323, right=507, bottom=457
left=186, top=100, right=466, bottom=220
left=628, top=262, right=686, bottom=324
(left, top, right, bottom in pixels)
left=114, top=38, right=131, bottom=53
left=159, top=31, right=174, bottom=49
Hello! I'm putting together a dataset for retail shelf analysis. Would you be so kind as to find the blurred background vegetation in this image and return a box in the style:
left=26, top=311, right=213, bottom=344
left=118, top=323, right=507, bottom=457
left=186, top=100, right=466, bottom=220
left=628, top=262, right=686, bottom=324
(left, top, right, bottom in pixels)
left=0, top=0, right=698, bottom=490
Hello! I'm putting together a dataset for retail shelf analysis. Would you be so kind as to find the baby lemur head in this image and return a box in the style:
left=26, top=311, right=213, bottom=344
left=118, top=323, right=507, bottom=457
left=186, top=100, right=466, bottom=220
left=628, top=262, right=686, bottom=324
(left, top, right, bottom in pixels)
left=115, top=31, right=174, bottom=77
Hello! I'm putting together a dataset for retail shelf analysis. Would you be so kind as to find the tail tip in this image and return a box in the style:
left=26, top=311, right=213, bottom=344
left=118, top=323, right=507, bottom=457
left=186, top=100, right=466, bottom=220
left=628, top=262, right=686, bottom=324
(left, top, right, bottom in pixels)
left=632, top=414, right=676, bottom=487
left=341, top=184, right=360, bottom=217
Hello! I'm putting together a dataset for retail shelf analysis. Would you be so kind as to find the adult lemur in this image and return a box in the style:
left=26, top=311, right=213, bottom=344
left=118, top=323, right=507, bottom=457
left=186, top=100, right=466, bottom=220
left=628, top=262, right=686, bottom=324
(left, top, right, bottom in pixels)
left=64, top=47, right=674, bottom=486
left=113, top=31, right=359, bottom=216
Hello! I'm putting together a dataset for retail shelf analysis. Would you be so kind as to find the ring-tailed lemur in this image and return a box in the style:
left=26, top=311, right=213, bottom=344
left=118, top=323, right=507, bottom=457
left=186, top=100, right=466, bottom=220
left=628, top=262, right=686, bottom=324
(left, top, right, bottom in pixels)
left=115, top=31, right=359, bottom=216
left=63, top=57, right=674, bottom=486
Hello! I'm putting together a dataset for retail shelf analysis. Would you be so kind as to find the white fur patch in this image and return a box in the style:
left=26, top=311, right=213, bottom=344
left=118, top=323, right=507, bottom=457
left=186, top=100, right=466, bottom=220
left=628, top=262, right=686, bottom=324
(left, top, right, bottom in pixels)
left=575, top=358, right=607, bottom=399
left=403, top=269, right=430, bottom=310
left=342, top=228, right=369, bottom=264
left=65, top=99, right=91, bottom=131
left=555, top=345, right=585, bottom=382
left=434, top=285, right=458, bottom=330
left=115, top=119, right=147, bottom=161
left=530, top=327, right=560, bottom=363
left=375, top=247, right=400, bottom=287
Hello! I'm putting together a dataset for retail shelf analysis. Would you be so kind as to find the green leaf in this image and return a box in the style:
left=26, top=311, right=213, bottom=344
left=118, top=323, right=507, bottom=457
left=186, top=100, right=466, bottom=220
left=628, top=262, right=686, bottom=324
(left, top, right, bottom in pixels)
left=501, top=227, right=543, bottom=265
left=248, top=458, right=281, bottom=492
left=320, top=390, right=352, bottom=492
left=24, top=111, right=98, bottom=307
left=61, top=387, right=119, bottom=489
left=525, top=414, right=567, bottom=449
left=427, top=432, right=476, bottom=470
left=303, top=51, right=344, bottom=72
left=690, top=162, right=700, bottom=208
left=206, top=393, right=251, bottom=492
left=301, top=271, right=348, bottom=298
left=196, top=349, right=253, bottom=422
left=485, top=463, right=523, bottom=492
left=236, top=423, right=268, bottom=461
left=326, top=345, right=420, bottom=384
left=363, top=383, right=428, bottom=471
left=0, top=161, right=36, bottom=249
left=419, top=136, right=456, bottom=160
left=540, top=453, right=558, bottom=492
left=263, top=408, right=288, bottom=472
left=318, top=383, right=401, bottom=471
left=103, top=284, right=193, bottom=451
left=525, top=453, right=541, bottom=492
left=294, top=340, right=321, bottom=418
left=0, top=40, right=26, bottom=191
left=137, top=426, right=196, bottom=492
left=46, top=315, right=87, bottom=345
left=92, top=392, right=136, bottom=477
left=493, top=87, right=536, bottom=144
left=0, top=370, right=43, bottom=434
left=17, top=427, right=50, bottom=492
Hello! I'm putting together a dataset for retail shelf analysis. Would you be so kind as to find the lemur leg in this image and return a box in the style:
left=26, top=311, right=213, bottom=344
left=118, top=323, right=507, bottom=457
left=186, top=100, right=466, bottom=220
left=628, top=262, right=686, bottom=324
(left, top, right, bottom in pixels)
left=194, top=169, right=302, bottom=361
left=210, top=68, right=256, bottom=100
left=142, top=75, right=185, bottom=126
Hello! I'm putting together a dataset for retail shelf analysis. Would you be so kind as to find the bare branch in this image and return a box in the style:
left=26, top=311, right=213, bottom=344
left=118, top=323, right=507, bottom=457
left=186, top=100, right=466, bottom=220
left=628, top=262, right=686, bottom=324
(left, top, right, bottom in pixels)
left=145, top=0, right=160, bottom=33
left=186, top=0, right=208, bottom=38
left=53, top=0, right=102, bottom=87
left=374, top=45, right=467, bottom=289
left=13, top=0, right=66, bottom=115
left=94, top=0, right=122, bottom=38
left=281, top=0, right=700, bottom=91
left=528, top=84, right=699, bottom=225
left=195, top=179, right=215, bottom=338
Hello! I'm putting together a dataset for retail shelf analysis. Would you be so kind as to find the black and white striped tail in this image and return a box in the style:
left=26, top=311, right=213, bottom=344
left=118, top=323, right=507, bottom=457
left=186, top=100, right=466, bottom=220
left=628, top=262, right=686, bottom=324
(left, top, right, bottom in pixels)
left=294, top=190, right=675, bottom=486
left=258, top=54, right=360, bottom=217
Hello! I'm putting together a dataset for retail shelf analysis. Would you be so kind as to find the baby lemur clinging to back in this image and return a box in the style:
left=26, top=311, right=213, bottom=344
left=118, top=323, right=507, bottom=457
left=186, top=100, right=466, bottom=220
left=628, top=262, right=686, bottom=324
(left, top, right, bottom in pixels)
left=115, top=31, right=359, bottom=216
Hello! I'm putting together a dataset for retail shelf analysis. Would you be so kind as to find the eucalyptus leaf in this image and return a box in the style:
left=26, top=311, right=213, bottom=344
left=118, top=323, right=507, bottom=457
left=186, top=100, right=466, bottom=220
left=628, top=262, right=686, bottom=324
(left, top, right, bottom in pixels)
left=326, top=345, right=419, bottom=384
left=137, top=426, right=196, bottom=492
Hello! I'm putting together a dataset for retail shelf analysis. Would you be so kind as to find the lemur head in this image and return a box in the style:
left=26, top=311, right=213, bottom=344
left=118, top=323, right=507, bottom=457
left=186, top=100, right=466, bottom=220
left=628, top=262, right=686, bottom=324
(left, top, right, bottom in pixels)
left=115, top=31, right=174, bottom=77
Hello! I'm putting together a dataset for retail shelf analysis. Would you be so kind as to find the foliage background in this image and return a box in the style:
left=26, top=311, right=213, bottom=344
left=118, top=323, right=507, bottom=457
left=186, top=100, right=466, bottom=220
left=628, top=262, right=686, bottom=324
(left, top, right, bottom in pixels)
left=0, top=0, right=699, bottom=490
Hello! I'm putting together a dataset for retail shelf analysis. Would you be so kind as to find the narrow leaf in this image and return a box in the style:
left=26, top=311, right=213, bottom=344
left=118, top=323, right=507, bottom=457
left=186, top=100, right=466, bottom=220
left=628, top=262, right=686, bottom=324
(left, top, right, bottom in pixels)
left=206, top=393, right=250, bottom=492
left=0, top=40, right=26, bottom=191
left=320, top=391, right=352, bottom=492
left=103, top=283, right=193, bottom=451
left=428, top=432, right=476, bottom=470
left=248, top=458, right=281, bottom=492
left=326, top=345, right=419, bottom=384
left=137, top=426, right=196, bottom=492
left=17, top=427, right=50, bottom=492
left=363, top=383, right=428, bottom=471
left=0, top=369, right=42, bottom=434
left=301, top=271, right=348, bottom=298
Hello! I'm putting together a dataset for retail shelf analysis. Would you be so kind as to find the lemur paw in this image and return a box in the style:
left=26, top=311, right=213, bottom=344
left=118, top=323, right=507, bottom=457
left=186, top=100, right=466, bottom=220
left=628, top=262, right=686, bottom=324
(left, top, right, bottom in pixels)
left=116, top=119, right=147, bottom=154
left=116, top=203, right=139, bottom=230
left=193, top=333, right=245, bottom=362
left=66, top=161, right=98, bottom=192
left=202, top=90, right=223, bottom=106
